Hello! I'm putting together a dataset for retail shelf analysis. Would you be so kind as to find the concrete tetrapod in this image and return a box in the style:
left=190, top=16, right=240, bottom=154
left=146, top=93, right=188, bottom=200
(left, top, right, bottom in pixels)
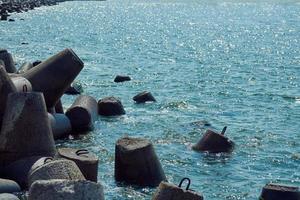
left=48, top=113, right=72, bottom=140
left=28, top=179, right=104, bottom=200
left=10, top=76, right=32, bottom=92
left=0, top=49, right=16, bottom=73
left=0, top=66, right=17, bottom=131
left=58, top=148, right=99, bottom=182
left=0, top=60, right=5, bottom=68
left=115, top=137, right=166, bottom=187
left=0, top=178, right=21, bottom=193
left=17, top=62, right=34, bottom=74
left=0, top=92, right=56, bottom=165
left=133, top=91, right=156, bottom=103
left=65, top=95, right=98, bottom=133
left=0, top=193, right=20, bottom=200
left=55, top=99, right=64, bottom=113
left=192, top=127, right=234, bottom=153
left=1, top=156, right=43, bottom=189
left=98, top=96, right=126, bottom=116
left=22, top=48, right=84, bottom=109
left=152, top=179, right=204, bottom=200
left=28, top=158, right=85, bottom=187
left=259, top=183, right=300, bottom=200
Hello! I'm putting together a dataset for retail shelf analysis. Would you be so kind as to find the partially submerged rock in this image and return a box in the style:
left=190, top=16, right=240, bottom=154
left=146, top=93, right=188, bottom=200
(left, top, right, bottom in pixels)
left=114, top=75, right=131, bottom=83
left=98, top=96, right=125, bottom=116
left=133, top=91, right=156, bottom=103
left=192, top=127, right=234, bottom=153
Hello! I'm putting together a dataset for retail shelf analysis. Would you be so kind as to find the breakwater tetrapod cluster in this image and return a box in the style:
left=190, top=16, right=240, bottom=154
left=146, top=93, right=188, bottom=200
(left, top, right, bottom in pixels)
left=1, top=48, right=299, bottom=200
left=0, top=3, right=300, bottom=199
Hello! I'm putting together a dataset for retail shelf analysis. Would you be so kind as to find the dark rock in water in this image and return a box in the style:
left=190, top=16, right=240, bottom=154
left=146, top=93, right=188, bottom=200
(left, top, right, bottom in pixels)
left=28, top=179, right=104, bottom=200
left=1, top=156, right=43, bottom=189
left=0, top=193, right=19, bottom=200
left=28, top=158, right=85, bottom=187
left=32, top=60, right=42, bottom=67
left=115, top=136, right=166, bottom=187
left=260, top=183, right=300, bottom=200
left=152, top=181, right=204, bottom=200
left=0, top=178, right=21, bottom=193
left=114, top=75, right=131, bottom=83
left=58, top=148, right=99, bottom=182
left=65, top=81, right=83, bottom=95
left=133, top=91, right=156, bottom=103
left=98, top=96, right=125, bottom=116
left=8, top=18, right=15, bottom=22
left=192, top=127, right=234, bottom=153
left=65, top=95, right=97, bottom=133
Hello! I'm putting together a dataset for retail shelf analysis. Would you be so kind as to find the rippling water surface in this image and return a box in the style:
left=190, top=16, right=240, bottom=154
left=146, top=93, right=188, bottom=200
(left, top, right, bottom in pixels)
left=1, top=0, right=300, bottom=199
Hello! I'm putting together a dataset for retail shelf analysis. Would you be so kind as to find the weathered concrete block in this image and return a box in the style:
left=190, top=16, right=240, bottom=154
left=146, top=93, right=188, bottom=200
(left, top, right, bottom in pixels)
left=58, top=148, right=98, bottom=182
left=28, top=159, right=85, bottom=187
left=98, top=96, right=125, bottom=116
left=259, top=183, right=300, bottom=200
left=0, top=66, right=17, bottom=130
left=0, top=193, right=20, bottom=200
left=17, top=62, right=33, bottom=74
left=65, top=95, right=97, bottom=133
left=28, top=179, right=104, bottom=200
left=48, top=113, right=71, bottom=140
left=10, top=76, right=32, bottom=92
left=1, top=156, right=43, bottom=189
left=0, top=92, right=56, bottom=165
left=0, top=49, right=16, bottom=73
left=192, top=127, right=234, bottom=153
left=115, top=137, right=166, bottom=187
left=0, top=178, right=21, bottom=193
left=55, top=99, right=64, bottom=113
left=22, top=49, right=84, bottom=108
left=152, top=181, right=204, bottom=200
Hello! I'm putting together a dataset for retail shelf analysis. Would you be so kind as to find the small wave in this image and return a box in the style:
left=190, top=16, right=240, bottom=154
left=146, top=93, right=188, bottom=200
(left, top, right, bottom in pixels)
left=161, top=101, right=189, bottom=110
left=281, top=95, right=300, bottom=103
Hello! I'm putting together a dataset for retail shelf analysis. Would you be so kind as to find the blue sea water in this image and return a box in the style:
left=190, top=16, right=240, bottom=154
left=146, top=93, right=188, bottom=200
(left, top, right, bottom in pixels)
left=1, top=0, right=300, bottom=199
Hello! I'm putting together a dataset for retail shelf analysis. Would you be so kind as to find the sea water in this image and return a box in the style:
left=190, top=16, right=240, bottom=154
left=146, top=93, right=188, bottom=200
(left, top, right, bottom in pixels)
left=0, top=0, right=299, bottom=199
